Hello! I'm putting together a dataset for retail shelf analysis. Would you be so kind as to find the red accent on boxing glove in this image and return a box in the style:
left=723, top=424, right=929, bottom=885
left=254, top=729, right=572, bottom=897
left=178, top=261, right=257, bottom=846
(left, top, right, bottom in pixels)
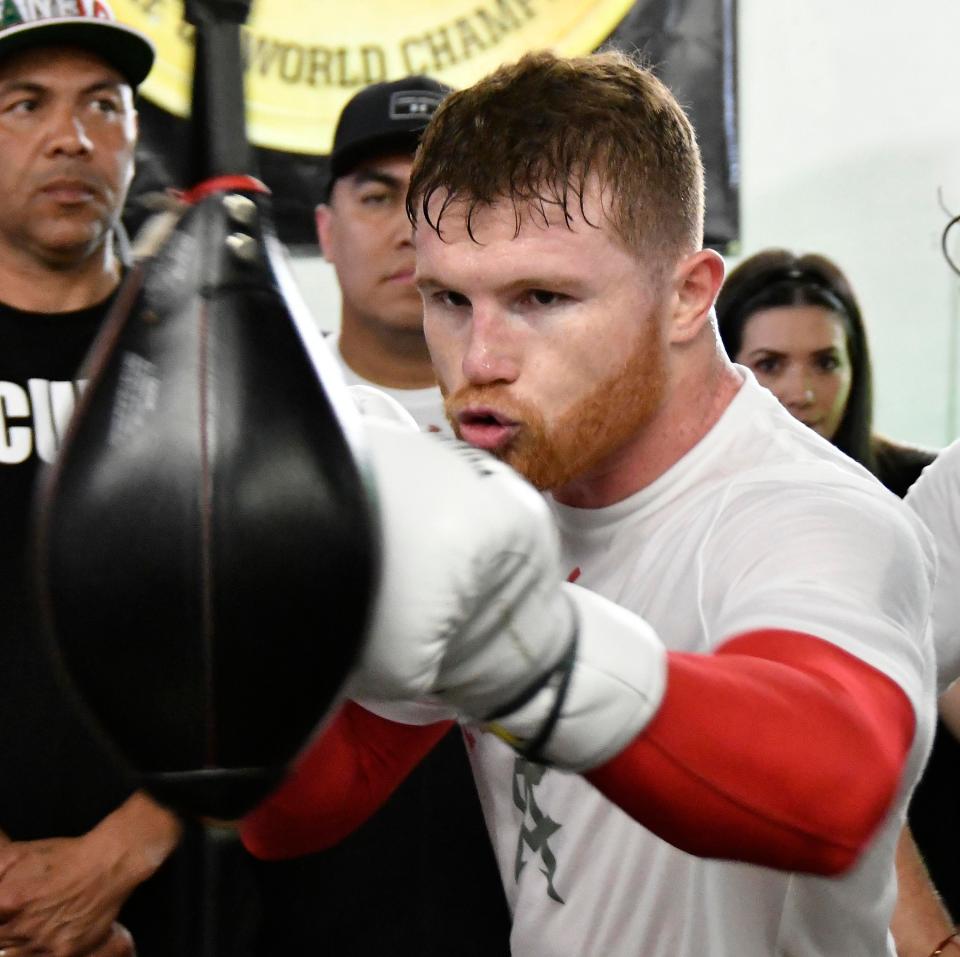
left=241, top=702, right=451, bottom=859
left=586, top=629, right=915, bottom=875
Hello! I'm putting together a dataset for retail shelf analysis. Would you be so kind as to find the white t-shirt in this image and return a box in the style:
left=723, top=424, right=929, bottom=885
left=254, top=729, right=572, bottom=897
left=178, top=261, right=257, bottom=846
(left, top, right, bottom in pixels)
left=906, top=438, right=960, bottom=692
left=466, top=372, right=936, bottom=957
left=328, top=331, right=451, bottom=435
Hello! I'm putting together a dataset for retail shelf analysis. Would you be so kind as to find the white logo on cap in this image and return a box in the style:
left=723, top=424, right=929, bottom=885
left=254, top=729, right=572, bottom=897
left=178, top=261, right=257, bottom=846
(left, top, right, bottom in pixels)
left=389, top=90, right=443, bottom=121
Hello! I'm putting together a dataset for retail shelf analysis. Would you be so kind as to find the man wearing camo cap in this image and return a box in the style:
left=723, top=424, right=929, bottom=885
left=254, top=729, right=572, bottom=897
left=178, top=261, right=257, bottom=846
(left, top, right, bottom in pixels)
left=0, top=5, right=194, bottom=957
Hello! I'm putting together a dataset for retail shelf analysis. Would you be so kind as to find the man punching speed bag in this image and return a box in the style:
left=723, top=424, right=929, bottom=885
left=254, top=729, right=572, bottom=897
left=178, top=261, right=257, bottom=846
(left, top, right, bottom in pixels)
left=32, top=0, right=379, bottom=822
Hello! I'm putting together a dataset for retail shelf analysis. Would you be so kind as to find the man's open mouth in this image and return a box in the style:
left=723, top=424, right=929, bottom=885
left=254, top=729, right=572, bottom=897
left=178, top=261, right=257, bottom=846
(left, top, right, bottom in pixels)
left=456, top=408, right=519, bottom=451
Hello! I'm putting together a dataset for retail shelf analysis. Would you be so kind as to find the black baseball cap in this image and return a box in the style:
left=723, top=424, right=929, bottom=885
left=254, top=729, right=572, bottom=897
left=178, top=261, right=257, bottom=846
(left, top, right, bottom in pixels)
left=324, top=75, right=451, bottom=201
left=0, top=1, right=155, bottom=88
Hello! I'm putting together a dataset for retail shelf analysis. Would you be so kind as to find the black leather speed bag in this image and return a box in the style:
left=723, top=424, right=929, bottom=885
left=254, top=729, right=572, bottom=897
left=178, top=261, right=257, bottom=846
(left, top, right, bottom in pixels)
left=33, top=183, right=379, bottom=820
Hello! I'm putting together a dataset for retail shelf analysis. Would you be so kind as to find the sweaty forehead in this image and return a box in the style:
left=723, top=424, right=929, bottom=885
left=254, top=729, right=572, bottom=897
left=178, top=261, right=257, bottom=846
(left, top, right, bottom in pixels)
left=340, top=153, right=413, bottom=188
left=413, top=193, right=651, bottom=305
left=418, top=179, right=612, bottom=245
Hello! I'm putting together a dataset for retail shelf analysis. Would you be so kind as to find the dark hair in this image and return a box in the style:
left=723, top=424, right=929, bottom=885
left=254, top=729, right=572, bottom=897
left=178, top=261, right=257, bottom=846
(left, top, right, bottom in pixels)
left=407, top=49, right=704, bottom=261
left=715, top=249, right=875, bottom=471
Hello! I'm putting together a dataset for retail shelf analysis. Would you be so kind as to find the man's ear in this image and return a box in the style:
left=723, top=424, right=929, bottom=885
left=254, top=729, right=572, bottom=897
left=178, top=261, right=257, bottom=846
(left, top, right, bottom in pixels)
left=668, top=249, right=725, bottom=345
left=315, top=204, right=333, bottom=261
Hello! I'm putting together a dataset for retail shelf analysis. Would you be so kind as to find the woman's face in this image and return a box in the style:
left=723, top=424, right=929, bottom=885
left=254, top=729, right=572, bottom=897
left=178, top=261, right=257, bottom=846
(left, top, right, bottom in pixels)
left=735, top=304, right=853, bottom=442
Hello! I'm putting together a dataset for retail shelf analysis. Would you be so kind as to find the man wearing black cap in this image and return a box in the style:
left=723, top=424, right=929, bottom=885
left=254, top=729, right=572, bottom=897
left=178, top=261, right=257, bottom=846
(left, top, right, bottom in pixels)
left=0, top=5, right=192, bottom=957
left=247, top=78, right=512, bottom=957
left=317, top=76, right=452, bottom=433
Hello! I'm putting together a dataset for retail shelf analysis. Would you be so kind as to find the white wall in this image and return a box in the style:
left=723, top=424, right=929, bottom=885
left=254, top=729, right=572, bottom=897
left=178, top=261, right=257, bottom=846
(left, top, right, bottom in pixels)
left=734, top=0, right=960, bottom=447
left=287, top=252, right=340, bottom=333
left=290, top=0, right=960, bottom=447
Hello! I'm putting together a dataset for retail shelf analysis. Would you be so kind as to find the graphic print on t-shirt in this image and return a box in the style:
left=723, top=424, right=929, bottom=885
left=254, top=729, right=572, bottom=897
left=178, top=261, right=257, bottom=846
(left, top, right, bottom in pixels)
left=512, top=755, right=564, bottom=903
left=0, top=378, right=85, bottom=465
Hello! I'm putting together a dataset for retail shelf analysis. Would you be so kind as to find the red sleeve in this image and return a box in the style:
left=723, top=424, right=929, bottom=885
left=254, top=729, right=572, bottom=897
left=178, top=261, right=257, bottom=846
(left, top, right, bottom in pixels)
left=240, top=701, right=452, bottom=860
left=585, top=629, right=915, bottom=875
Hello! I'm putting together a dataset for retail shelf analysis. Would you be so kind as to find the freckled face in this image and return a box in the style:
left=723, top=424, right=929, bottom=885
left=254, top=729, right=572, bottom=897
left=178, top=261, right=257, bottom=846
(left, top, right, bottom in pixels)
left=735, top=305, right=853, bottom=441
left=416, top=184, right=670, bottom=492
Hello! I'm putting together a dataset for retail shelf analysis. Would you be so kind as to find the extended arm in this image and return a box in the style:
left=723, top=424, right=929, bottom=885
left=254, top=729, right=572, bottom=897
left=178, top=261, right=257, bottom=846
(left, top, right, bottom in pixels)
left=245, top=630, right=913, bottom=876
left=244, top=422, right=927, bottom=876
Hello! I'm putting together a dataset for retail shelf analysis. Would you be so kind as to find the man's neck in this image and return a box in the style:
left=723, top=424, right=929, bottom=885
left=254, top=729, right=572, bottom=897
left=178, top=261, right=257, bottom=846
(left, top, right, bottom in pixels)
left=337, top=311, right=437, bottom=390
left=553, top=358, right=744, bottom=509
left=0, top=242, right=121, bottom=314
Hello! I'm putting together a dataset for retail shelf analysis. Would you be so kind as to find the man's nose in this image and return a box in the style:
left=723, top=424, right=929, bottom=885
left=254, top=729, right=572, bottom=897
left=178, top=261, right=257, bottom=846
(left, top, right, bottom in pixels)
left=461, top=309, right=521, bottom=385
left=393, top=203, right=415, bottom=248
left=45, top=112, right=94, bottom=157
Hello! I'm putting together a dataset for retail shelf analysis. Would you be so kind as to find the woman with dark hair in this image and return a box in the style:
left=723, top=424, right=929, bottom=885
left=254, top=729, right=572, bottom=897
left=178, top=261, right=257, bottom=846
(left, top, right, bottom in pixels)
left=717, top=248, right=960, bottom=948
left=716, top=248, right=931, bottom=496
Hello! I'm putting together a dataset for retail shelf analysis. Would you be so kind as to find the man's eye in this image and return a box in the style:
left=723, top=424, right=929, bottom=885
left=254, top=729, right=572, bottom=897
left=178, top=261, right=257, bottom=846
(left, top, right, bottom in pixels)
left=436, top=291, right=470, bottom=308
left=529, top=290, right=562, bottom=306
left=92, top=98, right=121, bottom=114
left=4, top=98, right=38, bottom=114
left=360, top=192, right=392, bottom=206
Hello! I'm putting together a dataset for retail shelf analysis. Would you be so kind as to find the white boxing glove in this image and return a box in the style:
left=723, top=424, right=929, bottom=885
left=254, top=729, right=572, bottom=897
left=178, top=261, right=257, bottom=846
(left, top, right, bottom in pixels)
left=354, top=418, right=668, bottom=770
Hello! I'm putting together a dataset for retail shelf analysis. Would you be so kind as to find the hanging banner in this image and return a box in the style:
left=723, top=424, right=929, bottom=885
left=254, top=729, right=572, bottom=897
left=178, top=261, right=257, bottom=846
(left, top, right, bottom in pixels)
left=605, top=0, right=739, bottom=249
left=115, top=0, right=636, bottom=153
left=123, top=0, right=738, bottom=249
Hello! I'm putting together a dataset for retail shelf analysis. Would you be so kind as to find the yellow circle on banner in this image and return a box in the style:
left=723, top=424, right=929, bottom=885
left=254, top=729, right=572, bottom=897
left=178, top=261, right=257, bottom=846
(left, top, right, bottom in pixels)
left=112, top=0, right=634, bottom=154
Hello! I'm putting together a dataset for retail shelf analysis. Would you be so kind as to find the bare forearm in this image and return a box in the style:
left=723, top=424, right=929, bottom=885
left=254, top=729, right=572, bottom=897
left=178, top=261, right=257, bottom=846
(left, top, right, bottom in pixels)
left=940, top=684, right=960, bottom=742
left=891, top=826, right=953, bottom=957
left=86, top=790, right=183, bottom=890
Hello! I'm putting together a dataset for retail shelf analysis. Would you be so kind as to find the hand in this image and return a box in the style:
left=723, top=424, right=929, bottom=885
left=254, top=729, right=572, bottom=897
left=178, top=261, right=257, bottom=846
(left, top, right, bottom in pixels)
left=79, top=922, right=136, bottom=957
left=0, top=921, right=138, bottom=957
left=354, top=420, right=667, bottom=769
left=355, top=421, right=573, bottom=715
left=0, top=836, right=130, bottom=957
left=0, top=793, right=179, bottom=957
left=94, top=923, right=137, bottom=957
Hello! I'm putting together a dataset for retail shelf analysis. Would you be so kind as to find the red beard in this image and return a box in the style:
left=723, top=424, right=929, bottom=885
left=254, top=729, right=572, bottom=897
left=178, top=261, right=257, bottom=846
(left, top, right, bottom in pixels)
left=445, top=327, right=668, bottom=491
